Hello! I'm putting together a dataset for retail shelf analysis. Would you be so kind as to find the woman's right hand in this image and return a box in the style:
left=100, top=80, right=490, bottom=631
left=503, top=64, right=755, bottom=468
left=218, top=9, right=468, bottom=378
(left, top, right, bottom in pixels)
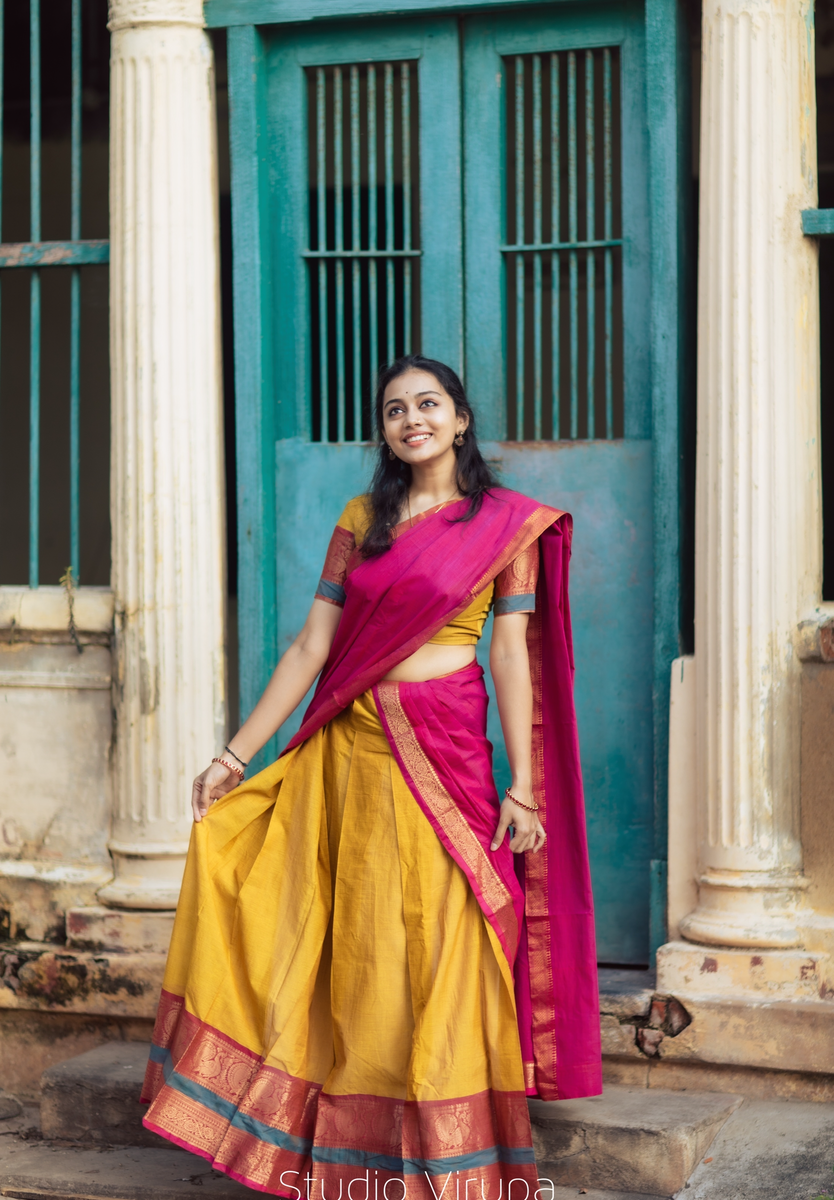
left=192, top=761, right=240, bottom=823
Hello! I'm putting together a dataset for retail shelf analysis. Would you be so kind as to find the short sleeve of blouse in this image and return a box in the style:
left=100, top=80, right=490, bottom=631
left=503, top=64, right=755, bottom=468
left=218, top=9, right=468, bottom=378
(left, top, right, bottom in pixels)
left=314, top=497, right=369, bottom=607
left=493, top=540, right=539, bottom=615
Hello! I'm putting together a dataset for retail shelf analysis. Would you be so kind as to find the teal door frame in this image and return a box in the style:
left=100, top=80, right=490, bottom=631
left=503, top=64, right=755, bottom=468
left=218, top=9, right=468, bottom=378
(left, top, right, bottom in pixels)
left=213, top=0, right=691, bottom=960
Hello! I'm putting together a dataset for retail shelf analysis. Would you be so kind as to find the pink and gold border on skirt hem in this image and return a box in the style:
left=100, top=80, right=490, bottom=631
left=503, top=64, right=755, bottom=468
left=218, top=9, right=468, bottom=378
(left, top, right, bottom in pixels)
left=142, top=992, right=540, bottom=1200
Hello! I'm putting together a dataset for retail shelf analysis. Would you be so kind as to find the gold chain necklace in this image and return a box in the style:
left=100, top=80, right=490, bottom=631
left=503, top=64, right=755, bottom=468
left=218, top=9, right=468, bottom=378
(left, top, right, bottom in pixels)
left=407, top=487, right=461, bottom=528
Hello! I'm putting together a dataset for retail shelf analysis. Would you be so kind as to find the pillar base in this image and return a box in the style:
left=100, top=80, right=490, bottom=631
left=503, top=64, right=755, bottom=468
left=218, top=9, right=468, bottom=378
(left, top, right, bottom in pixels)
left=97, top=842, right=188, bottom=910
left=657, top=939, right=831, bottom=1000
left=679, top=869, right=809, bottom=949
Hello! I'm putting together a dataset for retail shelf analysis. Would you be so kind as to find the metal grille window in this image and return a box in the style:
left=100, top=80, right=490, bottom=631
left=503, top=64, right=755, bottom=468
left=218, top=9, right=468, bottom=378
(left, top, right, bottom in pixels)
left=505, top=48, right=623, bottom=441
left=307, top=61, right=420, bottom=443
left=0, top=0, right=110, bottom=587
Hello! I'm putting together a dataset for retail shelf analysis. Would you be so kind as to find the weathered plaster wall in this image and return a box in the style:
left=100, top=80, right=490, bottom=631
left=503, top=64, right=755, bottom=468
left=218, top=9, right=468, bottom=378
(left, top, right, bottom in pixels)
left=801, top=662, right=834, bottom=917
left=0, top=587, right=115, bottom=940
left=0, top=644, right=111, bottom=864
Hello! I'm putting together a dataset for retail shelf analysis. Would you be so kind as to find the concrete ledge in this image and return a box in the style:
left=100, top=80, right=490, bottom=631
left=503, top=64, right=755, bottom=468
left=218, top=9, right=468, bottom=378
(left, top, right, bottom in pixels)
left=41, top=1042, right=158, bottom=1147
left=602, top=1054, right=834, bottom=1103
left=656, top=993, right=834, bottom=1075
left=0, top=945, right=163, bottom=1017
left=0, top=864, right=114, bottom=944
left=0, top=587, right=114, bottom=634
left=597, top=968, right=692, bottom=1061
left=598, top=968, right=656, bottom=1059
left=529, top=1086, right=742, bottom=1196
left=66, top=908, right=175, bottom=954
left=598, top=968, right=655, bottom=1019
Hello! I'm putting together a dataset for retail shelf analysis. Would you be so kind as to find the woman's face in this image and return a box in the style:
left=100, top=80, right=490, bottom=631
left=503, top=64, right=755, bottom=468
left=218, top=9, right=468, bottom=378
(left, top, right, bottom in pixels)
left=381, top=369, right=468, bottom=467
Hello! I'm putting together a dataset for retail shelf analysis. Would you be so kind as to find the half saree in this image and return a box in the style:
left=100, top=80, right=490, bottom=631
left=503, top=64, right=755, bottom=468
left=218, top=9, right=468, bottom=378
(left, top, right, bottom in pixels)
left=141, top=488, right=601, bottom=1199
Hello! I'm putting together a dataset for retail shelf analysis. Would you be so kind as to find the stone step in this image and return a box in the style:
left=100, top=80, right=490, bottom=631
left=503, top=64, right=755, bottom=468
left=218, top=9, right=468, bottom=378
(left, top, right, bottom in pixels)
left=66, top=906, right=175, bottom=954
left=40, top=1043, right=742, bottom=1196
left=40, top=1041, right=157, bottom=1148
left=0, top=1133, right=658, bottom=1200
left=11, top=1090, right=834, bottom=1200
left=530, top=1086, right=743, bottom=1196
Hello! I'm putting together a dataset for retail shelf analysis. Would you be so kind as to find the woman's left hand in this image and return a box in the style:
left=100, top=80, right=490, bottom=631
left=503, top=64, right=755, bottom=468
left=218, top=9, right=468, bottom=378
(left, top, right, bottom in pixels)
left=490, top=788, right=546, bottom=853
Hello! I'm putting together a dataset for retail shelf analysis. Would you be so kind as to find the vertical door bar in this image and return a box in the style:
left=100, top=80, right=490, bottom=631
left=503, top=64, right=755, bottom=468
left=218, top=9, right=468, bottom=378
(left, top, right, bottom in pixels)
left=69, top=0, right=81, bottom=577
left=384, top=63, right=394, bottom=361
left=532, top=55, right=542, bottom=440
left=316, top=69, right=329, bottom=439
left=516, top=254, right=524, bottom=440
left=550, top=53, right=560, bottom=438
left=603, top=47, right=614, bottom=440
left=567, top=50, right=578, bottom=440
left=515, top=57, right=524, bottom=440
left=368, top=65, right=379, bottom=391
left=333, top=67, right=344, bottom=254
left=585, top=50, right=595, bottom=438
left=333, top=67, right=346, bottom=441
left=402, top=63, right=412, bottom=355
left=350, top=65, right=361, bottom=440
left=29, top=0, right=41, bottom=587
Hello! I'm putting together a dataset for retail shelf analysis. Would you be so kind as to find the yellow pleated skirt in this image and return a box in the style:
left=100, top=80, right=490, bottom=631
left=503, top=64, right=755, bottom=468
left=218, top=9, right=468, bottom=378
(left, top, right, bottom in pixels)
left=143, top=689, right=538, bottom=1198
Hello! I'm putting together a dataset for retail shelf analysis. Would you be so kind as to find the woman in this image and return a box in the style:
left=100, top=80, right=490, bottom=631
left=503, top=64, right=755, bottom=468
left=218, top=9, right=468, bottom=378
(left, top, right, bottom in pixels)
left=141, top=356, right=601, bottom=1200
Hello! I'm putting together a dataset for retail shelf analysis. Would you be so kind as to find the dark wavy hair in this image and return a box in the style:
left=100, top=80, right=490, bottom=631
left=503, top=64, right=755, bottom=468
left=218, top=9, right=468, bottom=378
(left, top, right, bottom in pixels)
left=361, top=355, right=498, bottom=558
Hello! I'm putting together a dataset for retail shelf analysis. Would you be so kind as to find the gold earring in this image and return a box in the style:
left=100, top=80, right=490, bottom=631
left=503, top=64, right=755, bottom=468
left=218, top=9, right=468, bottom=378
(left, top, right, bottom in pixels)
left=387, top=445, right=395, bottom=460
left=454, top=432, right=465, bottom=447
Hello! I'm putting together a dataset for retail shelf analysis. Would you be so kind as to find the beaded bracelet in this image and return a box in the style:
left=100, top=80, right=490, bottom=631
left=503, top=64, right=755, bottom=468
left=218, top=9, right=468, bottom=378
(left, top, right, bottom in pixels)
left=504, top=786, right=539, bottom=813
left=213, top=756, right=244, bottom=781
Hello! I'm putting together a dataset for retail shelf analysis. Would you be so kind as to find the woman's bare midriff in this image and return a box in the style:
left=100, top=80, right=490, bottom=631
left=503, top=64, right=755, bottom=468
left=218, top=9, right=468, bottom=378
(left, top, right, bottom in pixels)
left=381, top=642, right=476, bottom=683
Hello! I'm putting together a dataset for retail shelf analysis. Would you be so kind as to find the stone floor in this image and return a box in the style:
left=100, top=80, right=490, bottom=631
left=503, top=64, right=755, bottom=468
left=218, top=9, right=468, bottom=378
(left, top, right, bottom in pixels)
left=0, top=1095, right=833, bottom=1200
left=681, top=1098, right=834, bottom=1199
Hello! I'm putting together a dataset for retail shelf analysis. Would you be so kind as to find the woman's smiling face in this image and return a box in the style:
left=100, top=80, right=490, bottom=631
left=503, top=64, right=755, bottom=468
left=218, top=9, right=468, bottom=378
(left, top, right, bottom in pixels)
left=381, top=369, right=468, bottom=466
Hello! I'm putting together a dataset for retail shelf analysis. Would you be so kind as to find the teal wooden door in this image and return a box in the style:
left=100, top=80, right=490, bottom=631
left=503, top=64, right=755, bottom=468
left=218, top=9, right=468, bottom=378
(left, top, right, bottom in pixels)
left=463, top=7, right=653, bottom=965
left=226, top=1, right=688, bottom=967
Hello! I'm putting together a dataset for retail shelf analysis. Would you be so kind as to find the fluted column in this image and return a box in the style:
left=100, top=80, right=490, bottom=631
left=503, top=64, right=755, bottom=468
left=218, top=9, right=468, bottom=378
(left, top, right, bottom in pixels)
left=100, top=0, right=226, bottom=908
left=680, top=0, right=820, bottom=948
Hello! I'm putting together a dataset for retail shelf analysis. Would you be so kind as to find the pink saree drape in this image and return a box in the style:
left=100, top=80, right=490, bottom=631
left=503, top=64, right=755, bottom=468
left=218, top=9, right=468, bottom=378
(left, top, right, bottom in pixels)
left=285, top=489, right=601, bottom=1102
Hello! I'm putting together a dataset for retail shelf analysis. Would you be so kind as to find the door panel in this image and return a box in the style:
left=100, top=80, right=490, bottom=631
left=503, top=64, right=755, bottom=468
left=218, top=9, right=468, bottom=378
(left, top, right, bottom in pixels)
left=476, top=442, right=653, bottom=964
left=274, top=439, right=372, bottom=748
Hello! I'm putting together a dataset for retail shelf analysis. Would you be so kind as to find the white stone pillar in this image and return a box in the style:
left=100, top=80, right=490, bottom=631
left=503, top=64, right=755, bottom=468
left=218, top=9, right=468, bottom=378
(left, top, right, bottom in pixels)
left=680, top=0, right=821, bottom=948
left=100, top=0, right=226, bottom=908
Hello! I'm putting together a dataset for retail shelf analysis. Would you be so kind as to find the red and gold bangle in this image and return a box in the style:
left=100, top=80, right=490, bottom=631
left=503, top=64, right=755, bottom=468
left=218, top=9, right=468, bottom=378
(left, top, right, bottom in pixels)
left=212, top=756, right=244, bottom=781
left=505, top=786, right=539, bottom=813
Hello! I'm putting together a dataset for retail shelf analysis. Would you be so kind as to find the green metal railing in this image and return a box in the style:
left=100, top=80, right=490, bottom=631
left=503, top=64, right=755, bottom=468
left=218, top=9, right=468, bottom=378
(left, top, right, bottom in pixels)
left=307, top=61, right=419, bottom=442
left=505, top=47, right=623, bottom=441
left=2, top=0, right=109, bottom=587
